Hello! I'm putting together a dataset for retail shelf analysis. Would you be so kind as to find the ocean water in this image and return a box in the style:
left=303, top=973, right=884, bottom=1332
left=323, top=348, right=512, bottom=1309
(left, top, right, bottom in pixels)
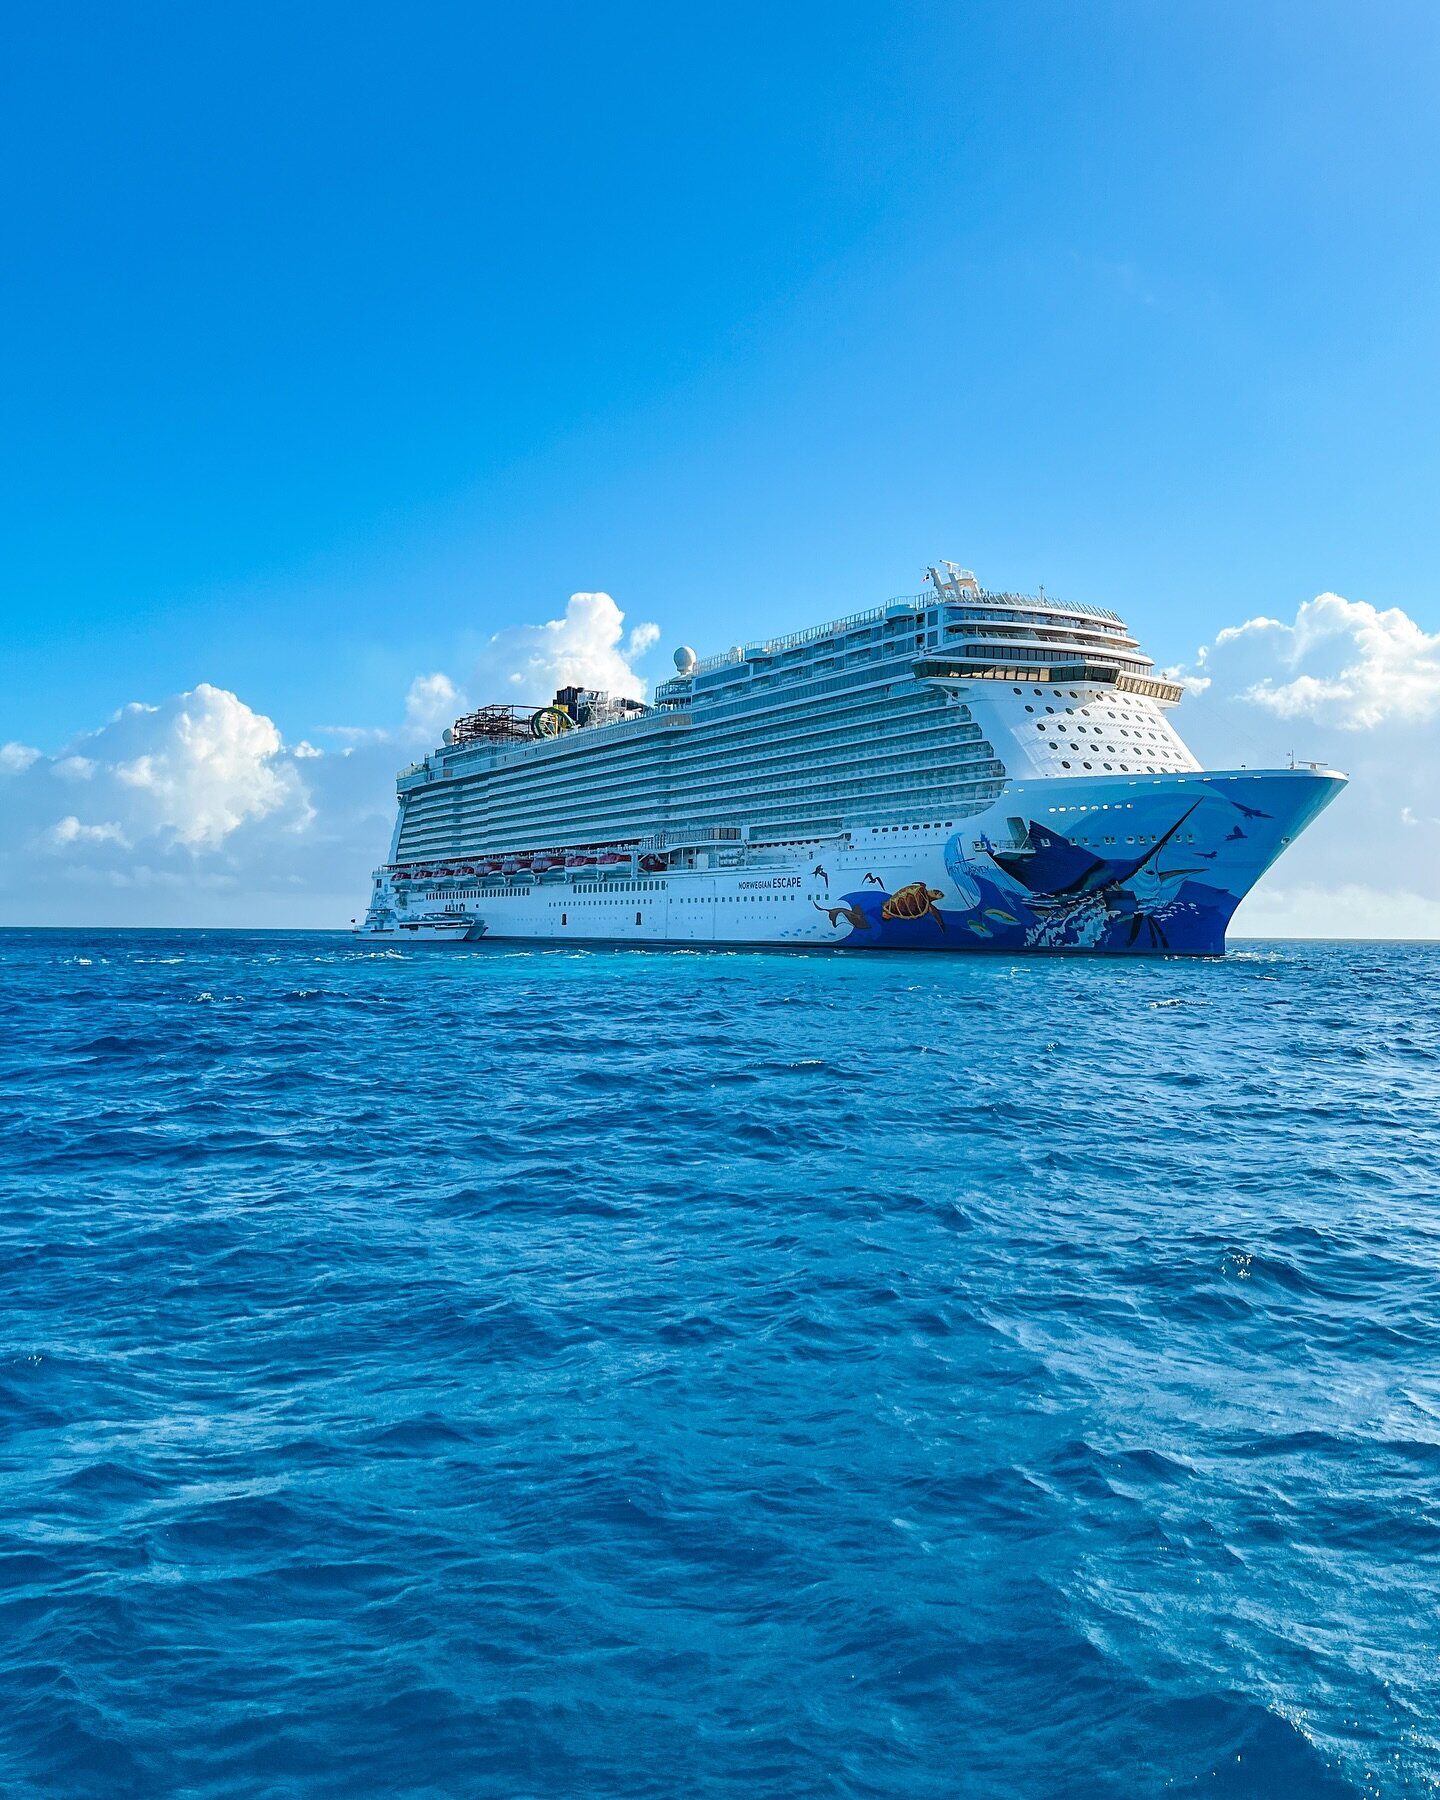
left=2, top=930, right=1439, bottom=1800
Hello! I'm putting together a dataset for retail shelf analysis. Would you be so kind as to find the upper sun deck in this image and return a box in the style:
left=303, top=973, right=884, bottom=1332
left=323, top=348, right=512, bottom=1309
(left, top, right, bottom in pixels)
left=686, top=588, right=1125, bottom=678
left=654, top=570, right=1147, bottom=707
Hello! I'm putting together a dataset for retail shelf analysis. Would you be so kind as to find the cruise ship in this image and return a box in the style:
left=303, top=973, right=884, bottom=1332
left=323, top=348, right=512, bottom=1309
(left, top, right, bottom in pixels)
left=355, top=566, right=1344, bottom=954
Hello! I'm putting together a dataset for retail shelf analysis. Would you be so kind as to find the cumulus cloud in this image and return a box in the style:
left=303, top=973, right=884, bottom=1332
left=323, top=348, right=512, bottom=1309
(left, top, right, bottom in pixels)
left=404, top=671, right=463, bottom=737
left=1178, top=591, right=1440, bottom=939
left=50, top=815, right=128, bottom=847
left=1188, top=593, right=1440, bottom=730
left=1, top=742, right=41, bottom=774
left=475, top=591, right=660, bottom=703
left=0, top=681, right=411, bottom=927
left=92, top=684, right=313, bottom=847
left=2, top=685, right=314, bottom=897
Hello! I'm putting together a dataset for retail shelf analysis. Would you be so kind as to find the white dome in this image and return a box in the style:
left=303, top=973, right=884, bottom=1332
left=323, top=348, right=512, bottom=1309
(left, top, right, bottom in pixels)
left=674, top=645, right=697, bottom=674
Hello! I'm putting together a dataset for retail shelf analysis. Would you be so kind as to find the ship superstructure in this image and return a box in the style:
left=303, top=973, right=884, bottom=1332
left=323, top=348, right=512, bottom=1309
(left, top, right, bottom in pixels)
left=357, top=565, right=1344, bottom=953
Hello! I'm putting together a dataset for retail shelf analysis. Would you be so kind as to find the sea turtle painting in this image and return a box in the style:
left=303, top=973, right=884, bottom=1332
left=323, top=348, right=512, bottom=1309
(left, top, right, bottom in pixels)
left=881, top=883, right=947, bottom=931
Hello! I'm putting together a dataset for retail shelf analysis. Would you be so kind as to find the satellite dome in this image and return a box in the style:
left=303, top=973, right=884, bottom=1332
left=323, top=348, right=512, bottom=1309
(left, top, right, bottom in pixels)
left=442, top=727, right=456, bottom=745
left=674, top=645, right=697, bottom=674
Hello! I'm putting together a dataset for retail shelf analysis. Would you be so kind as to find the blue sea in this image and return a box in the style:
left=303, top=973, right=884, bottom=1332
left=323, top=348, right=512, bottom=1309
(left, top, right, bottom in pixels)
left=3, top=930, right=1439, bottom=1798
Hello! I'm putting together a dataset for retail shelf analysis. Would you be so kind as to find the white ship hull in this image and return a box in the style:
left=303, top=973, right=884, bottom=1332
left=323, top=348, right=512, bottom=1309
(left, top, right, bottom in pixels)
left=356, top=768, right=1342, bottom=957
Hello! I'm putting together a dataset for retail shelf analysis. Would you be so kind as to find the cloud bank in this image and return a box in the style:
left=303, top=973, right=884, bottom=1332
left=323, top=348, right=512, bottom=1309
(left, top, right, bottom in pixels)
left=0, top=592, right=664, bottom=927
left=1185, top=593, right=1440, bottom=731
left=1176, top=593, right=1440, bottom=940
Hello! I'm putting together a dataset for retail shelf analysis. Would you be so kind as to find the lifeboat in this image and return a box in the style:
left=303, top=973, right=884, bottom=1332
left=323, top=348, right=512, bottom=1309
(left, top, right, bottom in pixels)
left=566, top=852, right=597, bottom=871
left=452, top=865, right=475, bottom=878
left=639, top=853, right=666, bottom=873
left=598, top=850, right=628, bottom=868
left=478, top=860, right=503, bottom=877
left=531, top=853, right=561, bottom=873
left=509, top=855, right=534, bottom=874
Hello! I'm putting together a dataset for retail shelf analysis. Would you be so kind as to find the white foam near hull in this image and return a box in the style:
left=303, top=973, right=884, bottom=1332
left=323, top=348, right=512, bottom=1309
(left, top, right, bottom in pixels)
left=355, top=768, right=1343, bottom=957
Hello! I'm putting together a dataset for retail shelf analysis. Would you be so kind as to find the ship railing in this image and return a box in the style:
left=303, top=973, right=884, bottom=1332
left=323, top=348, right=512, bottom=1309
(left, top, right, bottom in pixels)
left=1115, top=672, right=1185, bottom=703
left=641, top=825, right=745, bottom=849
left=687, top=591, right=1124, bottom=677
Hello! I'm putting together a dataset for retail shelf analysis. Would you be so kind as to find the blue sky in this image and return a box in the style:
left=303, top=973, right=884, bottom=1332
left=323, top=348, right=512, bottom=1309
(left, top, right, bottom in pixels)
left=3, top=2, right=1440, bottom=929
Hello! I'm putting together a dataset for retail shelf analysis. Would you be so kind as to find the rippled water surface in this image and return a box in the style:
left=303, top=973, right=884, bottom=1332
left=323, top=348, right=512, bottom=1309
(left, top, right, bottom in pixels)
left=3, top=930, right=1440, bottom=1798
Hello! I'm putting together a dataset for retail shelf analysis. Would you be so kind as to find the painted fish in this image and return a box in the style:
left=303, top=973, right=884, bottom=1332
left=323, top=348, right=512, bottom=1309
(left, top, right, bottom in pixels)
left=966, top=920, right=992, bottom=937
left=983, top=908, right=1018, bottom=925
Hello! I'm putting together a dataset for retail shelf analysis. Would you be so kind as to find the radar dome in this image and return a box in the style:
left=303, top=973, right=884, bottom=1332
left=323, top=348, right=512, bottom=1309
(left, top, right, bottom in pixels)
left=674, top=645, right=698, bottom=674
left=442, top=727, right=456, bottom=745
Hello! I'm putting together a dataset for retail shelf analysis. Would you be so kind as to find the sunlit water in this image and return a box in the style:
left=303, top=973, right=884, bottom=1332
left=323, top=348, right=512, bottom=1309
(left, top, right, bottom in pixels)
left=2, top=929, right=1438, bottom=1798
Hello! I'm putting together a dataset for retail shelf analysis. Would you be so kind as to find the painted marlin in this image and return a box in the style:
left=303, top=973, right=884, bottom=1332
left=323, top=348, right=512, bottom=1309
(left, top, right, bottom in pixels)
left=989, top=802, right=1203, bottom=900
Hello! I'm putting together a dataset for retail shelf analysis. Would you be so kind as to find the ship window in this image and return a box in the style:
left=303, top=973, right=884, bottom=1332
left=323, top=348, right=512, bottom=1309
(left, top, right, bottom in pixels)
left=1025, top=704, right=1034, bottom=712
left=562, top=913, right=567, bottom=925
left=1061, top=760, right=1071, bottom=768
left=1083, top=761, right=1092, bottom=769
left=636, top=912, right=642, bottom=925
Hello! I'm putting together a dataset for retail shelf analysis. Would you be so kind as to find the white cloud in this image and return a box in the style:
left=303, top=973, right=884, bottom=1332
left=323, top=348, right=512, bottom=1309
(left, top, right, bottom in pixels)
left=1191, top=593, right=1440, bottom=730
left=104, top=683, right=312, bottom=847
left=475, top=591, right=660, bottom=702
left=1232, top=884, right=1440, bottom=942
left=1180, top=590, right=1440, bottom=939
left=50, top=815, right=128, bottom=847
left=404, top=671, right=463, bottom=737
left=0, top=681, right=403, bottom=926
left=53, top=755, right=98, bottom=781
left=1, top=742, right=41, bottom=774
